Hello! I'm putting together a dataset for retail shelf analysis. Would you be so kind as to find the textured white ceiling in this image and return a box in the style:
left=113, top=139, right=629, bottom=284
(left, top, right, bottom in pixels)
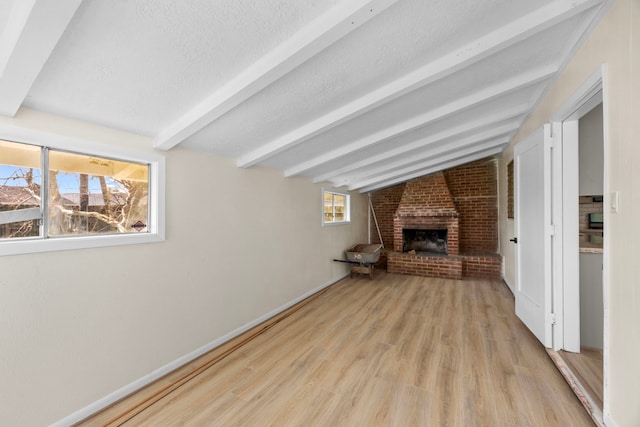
left=0, top=0, right=609, bottom=192
left=0, top=1, right=14, bottom=32
left=24, top=0, right=340, bottom=136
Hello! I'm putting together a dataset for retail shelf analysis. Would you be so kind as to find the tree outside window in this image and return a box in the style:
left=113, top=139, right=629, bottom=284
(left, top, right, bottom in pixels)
left=0, top=139, right=149, bottom=240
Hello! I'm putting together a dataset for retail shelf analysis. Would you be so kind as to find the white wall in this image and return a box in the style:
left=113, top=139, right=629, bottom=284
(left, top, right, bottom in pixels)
left=579, top=103, right=604, bottom=196
left=580, top=252, right=604, bottom=348
left=498, top=0, right=640, bottom=425
left=0, top=109, right=368, bottom=426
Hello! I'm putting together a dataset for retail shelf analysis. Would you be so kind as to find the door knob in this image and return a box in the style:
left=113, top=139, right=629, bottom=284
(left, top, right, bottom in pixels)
left=510, top=237, right=518, bottom=244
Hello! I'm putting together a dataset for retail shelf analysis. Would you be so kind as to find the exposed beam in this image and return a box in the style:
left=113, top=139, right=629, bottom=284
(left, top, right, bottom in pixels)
left=236, top=0, right=601, bottom=168
left=0, top=0, right=82, bottom=117
left=312, top=104, right=528, bottom=184
left=0, top=0, right=37, bottom=79
left=154, top=0, right=399, bottom=151
left=285, top=65, right=556, bottom=178
left=349, top=138, right=509, bottom=190
left=359, top=146, right=506, bottom=193
left=335, top=121, right=519, bottom=187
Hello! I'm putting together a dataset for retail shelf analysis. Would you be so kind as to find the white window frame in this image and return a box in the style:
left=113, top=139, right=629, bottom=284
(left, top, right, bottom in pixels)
left=322, top=188, right=351, bottom=226
left=0, top=126, right=165, bottom=256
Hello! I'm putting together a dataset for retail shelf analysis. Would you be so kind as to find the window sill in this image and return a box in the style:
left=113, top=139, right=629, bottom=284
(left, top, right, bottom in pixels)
left=0, top=232, right=164, bottom=257
left=322, top=221, right=351, bottom=227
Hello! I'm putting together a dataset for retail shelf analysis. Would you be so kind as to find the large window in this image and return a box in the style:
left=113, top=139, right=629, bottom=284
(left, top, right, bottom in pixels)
left=0, top=134, right=164, bottom=255
left=323, top=189, right=350, bottom=225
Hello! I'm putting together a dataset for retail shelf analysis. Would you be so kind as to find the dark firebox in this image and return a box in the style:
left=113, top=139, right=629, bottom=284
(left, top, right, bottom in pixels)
left=402, top=229, right=448, bottom=254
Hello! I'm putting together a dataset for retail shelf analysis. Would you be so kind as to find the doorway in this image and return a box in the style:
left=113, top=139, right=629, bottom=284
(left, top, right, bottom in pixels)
left=561, top=101, right=605, bottom=413
left=511, top=68, right=608, bottom=425
left=550, top=68, right=607, bottom=424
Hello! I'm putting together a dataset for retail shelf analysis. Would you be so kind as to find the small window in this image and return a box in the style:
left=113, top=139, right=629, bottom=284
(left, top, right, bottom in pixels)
left=323, top=189, right=350, bottom=225
left=0, top=134, right=164, bottom=256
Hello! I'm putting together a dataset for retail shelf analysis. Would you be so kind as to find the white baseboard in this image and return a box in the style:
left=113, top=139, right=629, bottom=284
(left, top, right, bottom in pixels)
left=502, top=274, right=515, bottom=294
left=50, top=273, right=349, bottom=427
left=603, top=412, right=619, bottom=427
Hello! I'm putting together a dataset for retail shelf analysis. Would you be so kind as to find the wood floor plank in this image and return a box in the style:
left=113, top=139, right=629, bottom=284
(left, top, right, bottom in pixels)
left=404, top=325, right=441, bottom=390
left=390, top=385, right=432, bottom=427
left=79, top=272, right=594, bottom=426
left=462, top=323, right=500, bottom=426
left=432, top=344, right=464, bottom=426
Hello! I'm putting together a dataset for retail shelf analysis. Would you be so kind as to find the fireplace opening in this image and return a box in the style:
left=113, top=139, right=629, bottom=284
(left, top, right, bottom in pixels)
left=403, top=229, right=448, bottom=254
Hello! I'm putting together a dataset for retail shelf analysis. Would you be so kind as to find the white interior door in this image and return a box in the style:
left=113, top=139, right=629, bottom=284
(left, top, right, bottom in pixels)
left=514, top=126, right=553, bottom=348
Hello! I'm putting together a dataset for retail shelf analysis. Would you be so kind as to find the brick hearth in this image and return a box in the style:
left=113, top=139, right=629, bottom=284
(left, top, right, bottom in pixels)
left=387, top=252, right=463, bottom=279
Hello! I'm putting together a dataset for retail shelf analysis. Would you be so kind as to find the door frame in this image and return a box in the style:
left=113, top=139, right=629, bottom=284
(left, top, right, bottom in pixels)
left=550, top=65, right=609, bottom=415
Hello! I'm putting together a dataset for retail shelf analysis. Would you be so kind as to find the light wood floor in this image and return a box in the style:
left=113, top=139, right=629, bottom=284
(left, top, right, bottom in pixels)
left=561, top=347, right=604, bottom=411
left=79, top=273, right=593, bottom=426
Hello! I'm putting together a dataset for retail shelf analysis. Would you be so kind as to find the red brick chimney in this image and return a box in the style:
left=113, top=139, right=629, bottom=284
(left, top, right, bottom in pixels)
left=393, top=172, right=459, bottom=255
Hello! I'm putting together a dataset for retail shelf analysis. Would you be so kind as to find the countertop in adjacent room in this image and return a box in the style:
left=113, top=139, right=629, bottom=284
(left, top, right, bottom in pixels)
left=579, top=229, right=603, bottom=254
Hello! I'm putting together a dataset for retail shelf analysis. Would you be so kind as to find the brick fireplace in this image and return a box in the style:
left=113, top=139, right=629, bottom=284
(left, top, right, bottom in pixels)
left=390, top=172, right=463, bottom=278
left=373, top=158, right=502, bottom=280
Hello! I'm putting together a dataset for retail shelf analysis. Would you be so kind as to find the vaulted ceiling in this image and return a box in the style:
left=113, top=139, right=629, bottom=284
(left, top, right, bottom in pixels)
left=0, top=0, right=608, bottom=192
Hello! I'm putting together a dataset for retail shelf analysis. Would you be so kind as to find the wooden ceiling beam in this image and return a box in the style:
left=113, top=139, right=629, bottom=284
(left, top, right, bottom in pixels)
left=335, top=121, right=520, bottom=187
left=237, top=0, right=601, bottom=169
left=312, top=105, right=528, bottom=184
left=349, top=138, right=508, bottom=190
left=284, top=65, right=556, bottom=178
left=358, top=145, right=506, bottom=193
left=0, top=0, right=82, bottom=117
left=153, top=0, right=399, bottom=151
